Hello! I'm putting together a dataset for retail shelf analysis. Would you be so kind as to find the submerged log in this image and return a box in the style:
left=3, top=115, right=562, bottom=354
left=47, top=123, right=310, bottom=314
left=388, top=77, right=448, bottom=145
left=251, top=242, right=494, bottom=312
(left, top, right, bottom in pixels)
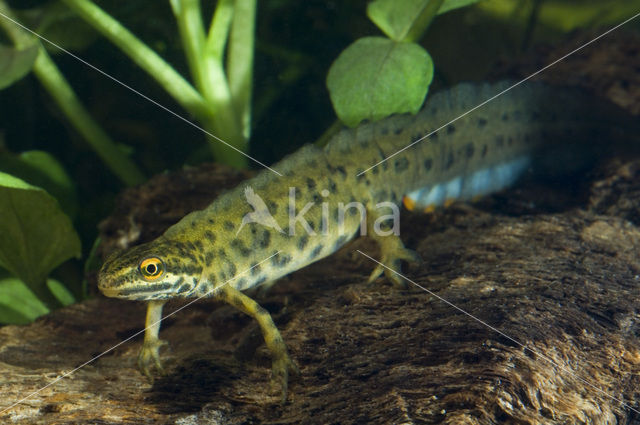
left=1, top=154, right=639, bottom=424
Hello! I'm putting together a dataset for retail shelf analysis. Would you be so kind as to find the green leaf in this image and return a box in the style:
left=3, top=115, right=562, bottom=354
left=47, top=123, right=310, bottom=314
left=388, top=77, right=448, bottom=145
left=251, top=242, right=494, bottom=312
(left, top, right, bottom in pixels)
left=0, top=150, right=78, bottom=218
left=367, top=0, right=434, bottom=41
left=47, top=278, right=76, bottom=306
left=438, top=0, right=481, bottom=15
left=0, top=275, right=49, bottom=325
left=14, top=2, right=99, bottom=54
left=0, top=172, right=81, bottom=290
left=327, top=37, right=433, bottom=127
left=0, top=43, right=39, bottom=89
left=367, top=0, right=480, bottom=41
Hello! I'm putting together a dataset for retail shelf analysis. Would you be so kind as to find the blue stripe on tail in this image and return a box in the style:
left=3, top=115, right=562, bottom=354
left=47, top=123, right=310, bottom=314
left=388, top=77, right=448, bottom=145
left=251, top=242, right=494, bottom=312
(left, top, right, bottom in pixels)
left=405, top=156, right=531, bottom=210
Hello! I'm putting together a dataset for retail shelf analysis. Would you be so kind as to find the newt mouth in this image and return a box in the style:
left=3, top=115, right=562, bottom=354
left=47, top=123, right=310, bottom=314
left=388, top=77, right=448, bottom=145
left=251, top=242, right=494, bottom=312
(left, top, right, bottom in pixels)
left=98, top=282, right=175, bottom=300
left=99, top=287, right=122, bottom=297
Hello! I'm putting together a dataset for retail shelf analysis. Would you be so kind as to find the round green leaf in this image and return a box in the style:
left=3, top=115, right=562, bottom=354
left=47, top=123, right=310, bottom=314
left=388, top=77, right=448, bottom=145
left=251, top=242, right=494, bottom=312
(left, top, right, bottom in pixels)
left=0, top=172, right=81, bottom=289
left=327, top=37, right=433, bottom=127
left=0, top=43, right=39, bottom=90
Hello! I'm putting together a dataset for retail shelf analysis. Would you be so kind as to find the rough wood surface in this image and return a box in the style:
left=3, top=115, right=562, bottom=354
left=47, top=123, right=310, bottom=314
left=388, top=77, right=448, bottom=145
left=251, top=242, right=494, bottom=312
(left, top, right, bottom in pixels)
left=2, top=155, right=640, bottom=424
left=2, top=31, right=640, bottom=425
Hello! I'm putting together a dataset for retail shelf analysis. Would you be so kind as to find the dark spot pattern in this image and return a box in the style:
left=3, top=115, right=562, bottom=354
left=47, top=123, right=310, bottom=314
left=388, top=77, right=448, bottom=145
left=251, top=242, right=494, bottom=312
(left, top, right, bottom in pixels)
left=231, top=239, right=251, bottom=257
left=481, top=145, right=488, bottom=158
left=477, top=118, right=488, bottom=128
left=204, top=230, right=216, bottom=243
left=306, top=178, right=316, bottom=190
left=259, top=230, right=271, bottom=249
left=309, top=245, right=323, bottom=260
left=224, top=221, right=234, bottom=231
left=444, top=152, right=454, bottom=170
left=268, top=201, right=278, bottom=214
left=447, top=125, right=456, bottom=134
left=177, top=283, right=191, bottom=294
left=271, top=253, right=292, bottom=268
left=395, top=157, right=409, bottom=173
left=423, top=158, right=433, bottom=171
left=464, top=143, right=475, bottom=159
left=173, top=276, right=185, bottom=289
left=204, top=251, right=215, bottom=267
left=250, top=262, right=261, bottom=276
left=334, top=235, right=349, bottom=251
left=298, top=235, right=309, bottom=250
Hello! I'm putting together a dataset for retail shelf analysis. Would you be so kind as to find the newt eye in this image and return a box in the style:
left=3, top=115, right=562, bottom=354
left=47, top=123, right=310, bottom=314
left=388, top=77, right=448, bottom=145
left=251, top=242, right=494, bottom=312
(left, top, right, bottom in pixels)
left=139, top=257, right=165, bottom=280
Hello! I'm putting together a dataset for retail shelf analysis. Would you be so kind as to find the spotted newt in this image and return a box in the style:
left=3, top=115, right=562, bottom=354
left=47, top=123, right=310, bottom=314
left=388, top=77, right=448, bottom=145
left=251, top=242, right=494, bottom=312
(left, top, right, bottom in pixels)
left=98, top=81, right=626, bottom=400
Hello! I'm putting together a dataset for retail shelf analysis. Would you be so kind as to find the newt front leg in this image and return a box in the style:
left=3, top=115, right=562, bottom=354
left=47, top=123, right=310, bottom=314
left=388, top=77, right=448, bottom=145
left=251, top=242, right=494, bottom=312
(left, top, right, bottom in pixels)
left=138, top=300, right=168, bottom=378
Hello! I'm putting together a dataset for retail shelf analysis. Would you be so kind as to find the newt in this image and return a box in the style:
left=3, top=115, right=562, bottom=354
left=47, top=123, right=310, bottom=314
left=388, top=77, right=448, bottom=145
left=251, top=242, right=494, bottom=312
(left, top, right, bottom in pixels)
left=98, top=81, right=627, bottom=400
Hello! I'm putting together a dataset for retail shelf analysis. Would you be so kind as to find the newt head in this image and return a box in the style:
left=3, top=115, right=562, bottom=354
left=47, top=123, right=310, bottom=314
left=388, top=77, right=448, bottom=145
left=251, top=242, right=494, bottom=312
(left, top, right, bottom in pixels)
left=98, top=237, right=203, bottom=301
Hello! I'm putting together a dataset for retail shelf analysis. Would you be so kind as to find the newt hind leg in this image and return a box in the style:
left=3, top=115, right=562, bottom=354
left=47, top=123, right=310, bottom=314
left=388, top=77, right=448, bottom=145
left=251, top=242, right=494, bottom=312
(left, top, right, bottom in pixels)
left=366, top=208, right=421, bottom=287
left=219, top=285, right=299, bottom=402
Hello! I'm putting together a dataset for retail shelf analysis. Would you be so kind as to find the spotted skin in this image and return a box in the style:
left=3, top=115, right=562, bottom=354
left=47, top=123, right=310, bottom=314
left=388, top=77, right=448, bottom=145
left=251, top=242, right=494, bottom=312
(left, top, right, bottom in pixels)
left=98, top=81, right=620, bottom=400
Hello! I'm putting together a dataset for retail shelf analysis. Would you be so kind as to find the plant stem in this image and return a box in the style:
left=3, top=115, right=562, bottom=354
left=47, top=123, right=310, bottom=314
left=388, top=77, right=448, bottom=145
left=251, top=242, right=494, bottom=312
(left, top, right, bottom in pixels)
left=226, top=0, right=256, bottom=141
left=0, top=1, right=145, bottom=186
left=61, top=0, right=214, bottom=123
left=173, top=0, right=247, bottom=167
left=403, top=0, right=446, bottom=42
left=170, top=0, right=207, bottom=92
left=206, top=0, right=234, bottom=60
left=33, top=49, right=146, bottom=185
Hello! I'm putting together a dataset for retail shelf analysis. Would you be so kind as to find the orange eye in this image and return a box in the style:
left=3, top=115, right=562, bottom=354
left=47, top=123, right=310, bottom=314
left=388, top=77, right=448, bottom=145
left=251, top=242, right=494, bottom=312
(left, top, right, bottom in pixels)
left=139, top=257, right=165, bottom=280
